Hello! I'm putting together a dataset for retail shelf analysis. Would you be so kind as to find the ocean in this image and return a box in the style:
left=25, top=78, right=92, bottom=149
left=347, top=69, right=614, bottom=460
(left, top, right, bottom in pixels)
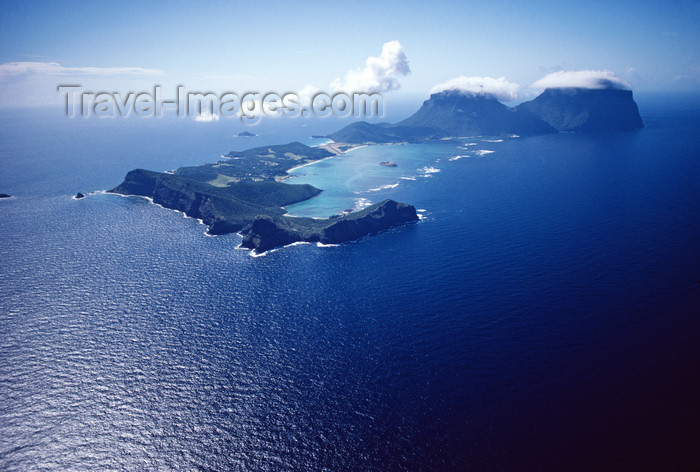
left=1, top=95, right=699, bottom=471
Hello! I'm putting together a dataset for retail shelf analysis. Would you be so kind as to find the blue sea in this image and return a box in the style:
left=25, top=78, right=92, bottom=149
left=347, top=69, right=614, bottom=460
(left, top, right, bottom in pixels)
left=1, top=95, right=700, bottom=471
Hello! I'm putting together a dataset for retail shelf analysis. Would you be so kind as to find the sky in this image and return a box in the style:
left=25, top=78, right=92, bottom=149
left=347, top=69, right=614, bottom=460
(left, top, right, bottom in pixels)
left=0, top=0, right=698, bottom=108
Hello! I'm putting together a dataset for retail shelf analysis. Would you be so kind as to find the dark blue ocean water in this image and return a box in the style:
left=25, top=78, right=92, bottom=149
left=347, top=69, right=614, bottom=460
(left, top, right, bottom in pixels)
left=1, top=96, right=700, bottom=471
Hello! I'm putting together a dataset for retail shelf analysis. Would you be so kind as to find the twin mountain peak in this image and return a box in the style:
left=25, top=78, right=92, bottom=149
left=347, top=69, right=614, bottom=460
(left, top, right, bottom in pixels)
left=330, top=87, right=643, bottom=143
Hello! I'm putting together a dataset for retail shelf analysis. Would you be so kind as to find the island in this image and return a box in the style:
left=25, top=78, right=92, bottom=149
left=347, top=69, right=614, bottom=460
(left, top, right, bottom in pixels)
left=237, top=131, right=257, bottom=137
left=75, top=192, right=85, bottom=199
left=109, top=142, right=418, bottom=253
left=111, top=83, right=643, bottom=254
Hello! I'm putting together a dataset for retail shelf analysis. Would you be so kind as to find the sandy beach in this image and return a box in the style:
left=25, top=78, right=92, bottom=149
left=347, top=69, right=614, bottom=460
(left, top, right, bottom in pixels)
left=282, top=142, right=368, bottom=177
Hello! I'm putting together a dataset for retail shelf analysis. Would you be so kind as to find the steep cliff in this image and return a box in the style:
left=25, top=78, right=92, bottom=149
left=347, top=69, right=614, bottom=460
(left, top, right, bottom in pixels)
left=110, top=169, right=319, bottom=233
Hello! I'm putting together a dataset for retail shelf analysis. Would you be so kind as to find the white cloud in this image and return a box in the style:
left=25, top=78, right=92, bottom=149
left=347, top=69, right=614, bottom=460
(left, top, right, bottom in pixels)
left=0, top=61, right=164, bottom=79
left=331, top=40, right=410, bottom=94
left=297, top=84, right=320, bottom=107
left=194, top=110, right=219, bottom=122
left=530, top=70, right=630, bottom=90
left=428, top=76, right=520, bottom=102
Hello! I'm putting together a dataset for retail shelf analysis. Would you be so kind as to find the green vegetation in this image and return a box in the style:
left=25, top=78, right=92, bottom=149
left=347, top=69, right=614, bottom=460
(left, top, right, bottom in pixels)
left=172, top=142, right=333, bottom=183
left=207, top=174, right=240, bottom=187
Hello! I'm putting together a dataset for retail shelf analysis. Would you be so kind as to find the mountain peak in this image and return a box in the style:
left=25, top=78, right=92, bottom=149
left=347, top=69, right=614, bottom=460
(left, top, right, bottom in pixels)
left=518, top=87, right=643, bottom=132
left=396, top=90, right=554, bottom=137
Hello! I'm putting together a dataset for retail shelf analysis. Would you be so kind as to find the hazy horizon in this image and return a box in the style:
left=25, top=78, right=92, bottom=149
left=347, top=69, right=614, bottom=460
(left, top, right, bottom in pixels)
left=1, top=0, right=699, bottom=109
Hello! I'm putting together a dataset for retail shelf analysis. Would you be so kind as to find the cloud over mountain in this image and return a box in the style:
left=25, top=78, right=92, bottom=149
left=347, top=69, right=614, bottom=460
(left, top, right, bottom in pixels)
left=530, top=70, right=630, bottom=90
left=331, top=40, right=410, bottom=94
left=428, top=76, right=520, bottom=102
